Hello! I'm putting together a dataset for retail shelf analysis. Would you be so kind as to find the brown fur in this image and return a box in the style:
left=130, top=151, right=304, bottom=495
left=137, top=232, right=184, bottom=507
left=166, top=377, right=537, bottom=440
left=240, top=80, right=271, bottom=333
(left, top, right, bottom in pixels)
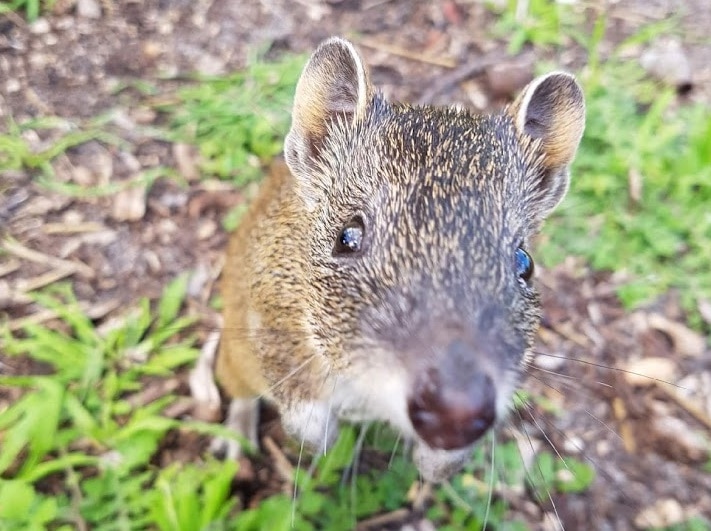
left=215, top=37, right=585, bottom=481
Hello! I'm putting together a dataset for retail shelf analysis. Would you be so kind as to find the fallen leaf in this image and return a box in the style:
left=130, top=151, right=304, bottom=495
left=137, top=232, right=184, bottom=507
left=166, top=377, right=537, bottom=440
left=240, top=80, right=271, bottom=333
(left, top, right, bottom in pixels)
left=623, top=356, right=677, bottom=386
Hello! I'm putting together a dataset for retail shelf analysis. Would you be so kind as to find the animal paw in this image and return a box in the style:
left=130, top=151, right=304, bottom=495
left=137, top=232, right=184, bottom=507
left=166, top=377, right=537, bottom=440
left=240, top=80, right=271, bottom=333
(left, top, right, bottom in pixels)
left=209, top=398, right=260, bottom=460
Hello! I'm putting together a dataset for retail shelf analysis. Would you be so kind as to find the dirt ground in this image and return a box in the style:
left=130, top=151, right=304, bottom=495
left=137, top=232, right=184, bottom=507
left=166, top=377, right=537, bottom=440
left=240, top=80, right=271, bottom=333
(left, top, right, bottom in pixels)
left=2, top=0, right=711, bottom=529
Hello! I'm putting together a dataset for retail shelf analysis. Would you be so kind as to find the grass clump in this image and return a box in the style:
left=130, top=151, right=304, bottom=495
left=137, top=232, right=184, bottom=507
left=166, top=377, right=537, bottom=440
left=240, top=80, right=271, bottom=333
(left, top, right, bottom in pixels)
left=487, top=0, right=584, bottom=53
left=0, top=117, right=115, bottom=176
left=0, top=276, right=241, bottom=530
left=158, top=52, right=306, bottom=187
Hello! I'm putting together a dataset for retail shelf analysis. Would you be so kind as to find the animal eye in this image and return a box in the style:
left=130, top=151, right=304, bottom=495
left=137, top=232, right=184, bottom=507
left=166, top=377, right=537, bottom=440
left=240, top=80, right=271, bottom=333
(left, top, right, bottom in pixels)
left=334, top=216, right=365, bottom=255
left=514, top=247, right=534, bottom=283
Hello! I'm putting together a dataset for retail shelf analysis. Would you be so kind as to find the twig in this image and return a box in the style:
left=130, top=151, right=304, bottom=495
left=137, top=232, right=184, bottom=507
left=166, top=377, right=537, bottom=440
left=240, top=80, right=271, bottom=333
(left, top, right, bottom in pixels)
left=549, top=320, right=592, bottom=349
left=125, top=378, right=181, bottom=408
left=4, top=297, right=120, bottom=331
left=0, top=259, right=20, bottom=278
left=2, top=237, right=94, bottom=278
left=263, top=435, right=295, bottom=484
left=15, top=267, right=77, bottom=293
left=355, top=508, right=410, bottom=530
left=358, top=38, right=457, bottom=68
left=1, top=9, right=26, bottom=28
left=417, top=50, right=508, bottom=105
left=655, top=382, right=711, bottom=433
left=163, top=397, right=195, bottom=419
left=42, top=221, right=107, bottom=234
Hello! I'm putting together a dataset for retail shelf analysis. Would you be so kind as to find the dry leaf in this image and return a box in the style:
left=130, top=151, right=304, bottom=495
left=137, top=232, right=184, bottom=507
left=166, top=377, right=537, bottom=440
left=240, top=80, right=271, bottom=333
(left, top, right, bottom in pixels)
left=623, top=357, right=677, bottom=386
left=647, top=313, right=705, bottom=358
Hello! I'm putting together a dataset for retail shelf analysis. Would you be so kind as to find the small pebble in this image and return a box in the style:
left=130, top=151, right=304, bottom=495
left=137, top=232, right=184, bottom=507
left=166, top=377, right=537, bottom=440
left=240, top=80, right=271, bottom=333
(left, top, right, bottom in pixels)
left=77, top=0, right=102, bottom=19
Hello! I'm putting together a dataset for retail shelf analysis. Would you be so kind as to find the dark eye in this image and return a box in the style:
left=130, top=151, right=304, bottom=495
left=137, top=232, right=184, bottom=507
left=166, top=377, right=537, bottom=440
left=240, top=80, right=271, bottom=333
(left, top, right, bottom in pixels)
left=334, top=216, right=365, bottom=255
left=514, top=247, right=534, bottom=283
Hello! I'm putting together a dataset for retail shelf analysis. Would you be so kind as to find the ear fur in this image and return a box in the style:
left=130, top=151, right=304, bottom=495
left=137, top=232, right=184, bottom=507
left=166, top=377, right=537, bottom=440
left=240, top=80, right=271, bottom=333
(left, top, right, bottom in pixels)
left=508, top=72, right=585, bottom=216
left=284, top=37, right=374, bottom=206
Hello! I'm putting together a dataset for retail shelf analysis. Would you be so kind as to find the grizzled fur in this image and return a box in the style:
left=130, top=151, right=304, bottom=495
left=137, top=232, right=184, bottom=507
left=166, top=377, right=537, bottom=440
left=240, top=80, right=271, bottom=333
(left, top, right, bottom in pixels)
left=215, top=37, right=585, bottom=481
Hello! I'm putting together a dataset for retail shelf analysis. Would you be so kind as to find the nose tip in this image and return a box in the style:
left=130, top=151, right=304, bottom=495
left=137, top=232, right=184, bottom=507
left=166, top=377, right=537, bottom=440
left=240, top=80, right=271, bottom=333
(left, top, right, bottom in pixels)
left=407, top=367, right=496, bottom=450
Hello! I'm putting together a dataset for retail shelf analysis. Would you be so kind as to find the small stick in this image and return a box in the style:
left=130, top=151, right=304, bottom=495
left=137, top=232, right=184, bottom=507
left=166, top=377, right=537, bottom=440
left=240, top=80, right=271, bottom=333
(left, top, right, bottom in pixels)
left=263, top=435, right=295, bottom=484
left=549, top=320, right=591, bottom=349
left=4, top=297, right=120, bottom=331
left=358, top=38, right=457, bottom=69
left=125, top=378, right=181, bottom=408
left=42, top=221, right=106, bottom=234
left=16, top=267, right=76, bottom=294
left=355, top=508, right=410, bottom=530
left=0, top=259, right=20, bottom=278
left=417, top=50, right=507, bottom=105
left=655, top=382, right=711, bottom=433
left=3, top=237, right=94, bottom=278
left=163, top=397, right=195, bottom=419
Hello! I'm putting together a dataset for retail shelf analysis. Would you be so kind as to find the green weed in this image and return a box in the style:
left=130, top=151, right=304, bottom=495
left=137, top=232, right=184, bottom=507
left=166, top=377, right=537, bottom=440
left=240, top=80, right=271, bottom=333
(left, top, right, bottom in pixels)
left=529, top=451, right=595, bottom=500
left=0, top=0, right=54, bottom=21
left=0, top=117, right=115, bottom=174
left=0, top=115, right=133, bottom=197
left=487, top=0, right=583, bottom=53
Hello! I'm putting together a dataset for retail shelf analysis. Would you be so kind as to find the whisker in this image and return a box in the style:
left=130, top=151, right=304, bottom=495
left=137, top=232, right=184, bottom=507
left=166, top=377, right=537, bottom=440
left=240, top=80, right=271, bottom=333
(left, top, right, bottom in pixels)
left=530, top=351, right=687, bottom=390
left=387, top=432, right=402, bottom=470
left=292, top=435, right=307, bottom=528
left=526, top=371, right=597, bottom=411
left=519, top=399, right=623, bottom=482
left=291, top=367, right=334, bottom=527
left=482, top=431, right=496, bottom=530
left=524, top=373, right=623, bottom=442
left=350, top=423, right=370, bottom=522
left=323, top=375, right=339, bottom=456
left=518, top=392, right=664, bottom=530
left=516, top=413, right=565, bottom=530
left=260, top=352, right=320, bottom=399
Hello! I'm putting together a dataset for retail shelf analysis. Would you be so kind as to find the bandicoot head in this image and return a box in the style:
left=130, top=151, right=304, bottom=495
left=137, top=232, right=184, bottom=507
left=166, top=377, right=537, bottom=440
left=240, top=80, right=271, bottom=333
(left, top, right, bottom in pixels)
left=230, top=37, right=585, bottom=481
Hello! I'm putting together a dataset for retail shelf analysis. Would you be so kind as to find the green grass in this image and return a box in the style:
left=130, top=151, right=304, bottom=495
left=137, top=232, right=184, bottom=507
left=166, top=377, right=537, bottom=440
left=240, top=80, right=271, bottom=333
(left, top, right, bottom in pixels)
left=0, top=0, right=54, bottom=21
left=0, top=117, right=119, bottom=176
left=0, top=277, right=240, bottom=530
left=0, top=115, right=164, bottom=199
left=488, top=0, right=585, bottom=53
left=156, top=52, right=306, bottom=188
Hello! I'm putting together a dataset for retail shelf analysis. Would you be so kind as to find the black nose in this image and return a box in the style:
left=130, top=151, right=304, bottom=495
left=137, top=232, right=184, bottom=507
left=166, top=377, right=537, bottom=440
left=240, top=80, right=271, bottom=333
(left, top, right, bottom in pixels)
left=407, top=366, right=496, bottom=450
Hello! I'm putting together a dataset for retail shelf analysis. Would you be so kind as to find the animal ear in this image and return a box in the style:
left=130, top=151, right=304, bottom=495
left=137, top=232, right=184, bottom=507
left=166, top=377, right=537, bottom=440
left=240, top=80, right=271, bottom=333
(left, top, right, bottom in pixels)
left=284, top=37, right=373, bottom=198
left=508, top=72, right=585, bottom=217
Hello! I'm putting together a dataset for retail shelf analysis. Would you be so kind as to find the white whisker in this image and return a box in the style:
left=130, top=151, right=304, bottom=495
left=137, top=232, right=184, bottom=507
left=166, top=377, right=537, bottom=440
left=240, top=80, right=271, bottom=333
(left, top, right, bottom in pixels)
left=517, top=417, right=564, bottom=530
left=482, top=432, right=496, bottom=529
left=387, top=432, right=403, bottom=469
left=261, top=352, right=320, bottom=398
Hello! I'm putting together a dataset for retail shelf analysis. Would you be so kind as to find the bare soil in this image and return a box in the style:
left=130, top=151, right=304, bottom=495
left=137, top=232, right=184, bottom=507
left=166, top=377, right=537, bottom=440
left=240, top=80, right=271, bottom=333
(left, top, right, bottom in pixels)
left=1, top=1, right=710, bottom=529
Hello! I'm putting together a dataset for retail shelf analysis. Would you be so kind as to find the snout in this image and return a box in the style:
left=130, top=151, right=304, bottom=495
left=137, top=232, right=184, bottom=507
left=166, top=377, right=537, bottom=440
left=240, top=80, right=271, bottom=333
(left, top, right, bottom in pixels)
left=407, top=340, right=497, bottom=450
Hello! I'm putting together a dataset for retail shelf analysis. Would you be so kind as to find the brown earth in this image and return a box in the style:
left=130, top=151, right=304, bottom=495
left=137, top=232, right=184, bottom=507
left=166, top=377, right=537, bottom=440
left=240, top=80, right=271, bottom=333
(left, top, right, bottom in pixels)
left=1, top=0, right=710, bottom=529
